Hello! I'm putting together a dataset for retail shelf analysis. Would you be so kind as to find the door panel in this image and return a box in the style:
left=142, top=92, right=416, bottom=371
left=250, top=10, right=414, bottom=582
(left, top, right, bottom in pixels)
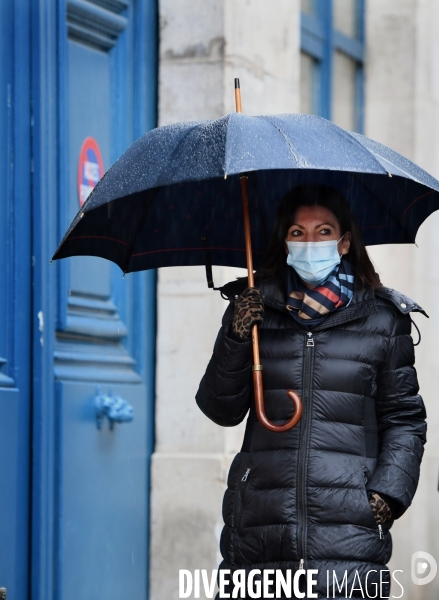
left=57, top=382, right=148, bottom=600
left=52, top=1, right=157, bottom=598
left=67, top=39, right=112, bottom=297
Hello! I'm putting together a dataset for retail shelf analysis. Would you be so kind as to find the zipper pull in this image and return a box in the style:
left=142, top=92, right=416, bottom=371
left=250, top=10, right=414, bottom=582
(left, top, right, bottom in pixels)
left=378, top=524, right=384, bottom=540
left=306, top=332, right=314, bottom=347
left=241, top=468, right=250, bottom=482
left=298, top=558, right=304, bottom=570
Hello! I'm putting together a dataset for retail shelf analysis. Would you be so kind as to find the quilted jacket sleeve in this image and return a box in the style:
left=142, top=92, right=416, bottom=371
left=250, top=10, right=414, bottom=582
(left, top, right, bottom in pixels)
left=366, top=309, right=427, bottom=519
left=195, top=303, right=253, bottom=427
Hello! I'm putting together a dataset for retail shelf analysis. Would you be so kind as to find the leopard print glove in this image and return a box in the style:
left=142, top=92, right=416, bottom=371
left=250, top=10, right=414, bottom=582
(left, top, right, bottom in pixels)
left=369, top=492, right=393, bottom=525
left=232, top=287, right=264, bottom=340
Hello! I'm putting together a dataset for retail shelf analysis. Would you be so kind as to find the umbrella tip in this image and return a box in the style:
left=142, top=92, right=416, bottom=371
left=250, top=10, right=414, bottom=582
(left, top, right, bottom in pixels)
left=387, top=172, right=393, bottom=178
left=234, top=78, right=242, bottom=113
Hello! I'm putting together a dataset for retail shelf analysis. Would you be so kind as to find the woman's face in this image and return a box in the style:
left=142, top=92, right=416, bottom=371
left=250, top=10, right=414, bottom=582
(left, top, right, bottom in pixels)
left=285, top=205, right=351, bottom=256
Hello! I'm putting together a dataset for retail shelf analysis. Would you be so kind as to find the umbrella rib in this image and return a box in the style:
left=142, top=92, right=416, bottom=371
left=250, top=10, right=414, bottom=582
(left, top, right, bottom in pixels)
left=158, top=124, right=206, bottom=183
left=351, top=174, right=414, bottom=243
left=122, top=188, right=160, bottom=273
left=365, top=149, right=421, bottom=182
left=348, top=130, right=439, bottom=188
left=323, top=123, right=389, bottom=176
left=159, top=116, right=229, bottom=183
left=259, top=116, right=306, bottom=166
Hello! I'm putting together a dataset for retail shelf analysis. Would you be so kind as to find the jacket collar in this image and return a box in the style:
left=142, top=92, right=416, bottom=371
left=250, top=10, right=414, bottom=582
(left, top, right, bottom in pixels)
left=218, top=278, right=427, bottom=331
left=374, top=286, right=428, bottom=318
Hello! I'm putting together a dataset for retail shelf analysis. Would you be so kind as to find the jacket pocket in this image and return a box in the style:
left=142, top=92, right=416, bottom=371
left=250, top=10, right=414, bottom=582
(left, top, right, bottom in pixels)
left=363, top=466, right=393, bottom=538
left=362, top=467, right=377, bottom=526
left=235, top=467, right=251, bottom=531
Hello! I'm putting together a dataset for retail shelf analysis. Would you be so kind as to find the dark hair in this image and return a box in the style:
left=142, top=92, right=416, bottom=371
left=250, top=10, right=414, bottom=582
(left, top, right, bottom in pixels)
left=256, top=184, right=381, bottom=290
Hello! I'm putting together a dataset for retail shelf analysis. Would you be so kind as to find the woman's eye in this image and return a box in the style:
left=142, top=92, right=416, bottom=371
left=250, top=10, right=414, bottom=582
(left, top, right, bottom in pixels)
left=320, top=228, right=331, bottom=235
left=290, top=230, right=302, bottom=237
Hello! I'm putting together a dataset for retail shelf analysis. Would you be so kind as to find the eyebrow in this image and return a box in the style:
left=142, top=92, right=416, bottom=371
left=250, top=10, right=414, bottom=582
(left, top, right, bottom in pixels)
left=289, top=222, right=336, bottom=229
left=315, top=222, right=335, bottom=228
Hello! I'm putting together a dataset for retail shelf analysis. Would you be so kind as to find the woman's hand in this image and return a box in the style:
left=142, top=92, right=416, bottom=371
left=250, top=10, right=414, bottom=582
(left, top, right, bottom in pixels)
left=369, top=492, right=392, bottom=525
left=232, top=287, right=265, bottom=340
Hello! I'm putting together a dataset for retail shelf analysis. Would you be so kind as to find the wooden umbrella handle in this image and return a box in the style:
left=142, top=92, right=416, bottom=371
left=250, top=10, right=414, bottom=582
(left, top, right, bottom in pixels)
left=240, top=175, right=302, bottom=432
left=254, top=367, right=302, bottom=432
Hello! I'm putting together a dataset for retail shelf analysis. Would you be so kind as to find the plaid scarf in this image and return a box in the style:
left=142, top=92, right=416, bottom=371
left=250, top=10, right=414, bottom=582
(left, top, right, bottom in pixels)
left=286, top=259, right=355, bottom=322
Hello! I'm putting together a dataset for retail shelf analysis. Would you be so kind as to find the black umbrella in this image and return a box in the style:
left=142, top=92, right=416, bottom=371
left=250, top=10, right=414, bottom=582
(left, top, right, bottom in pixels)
left=53, top=80, right=439, bottom=432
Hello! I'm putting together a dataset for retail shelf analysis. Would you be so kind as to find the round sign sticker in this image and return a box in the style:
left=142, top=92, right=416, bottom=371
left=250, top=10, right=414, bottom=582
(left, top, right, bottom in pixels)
left=77, top=137, right=104, bottom=207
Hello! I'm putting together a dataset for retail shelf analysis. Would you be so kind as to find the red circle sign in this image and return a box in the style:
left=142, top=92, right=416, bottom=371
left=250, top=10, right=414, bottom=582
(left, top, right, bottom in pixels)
left=77, top=137, right=104, bottom=207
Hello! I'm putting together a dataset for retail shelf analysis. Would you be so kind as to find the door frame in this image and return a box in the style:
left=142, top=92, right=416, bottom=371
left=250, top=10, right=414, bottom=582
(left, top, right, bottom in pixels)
left=0, top=1, right=32, bottom=597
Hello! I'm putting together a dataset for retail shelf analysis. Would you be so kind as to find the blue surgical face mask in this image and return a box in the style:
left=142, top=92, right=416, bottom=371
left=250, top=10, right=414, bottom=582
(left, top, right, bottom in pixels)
left=285, top=236, right=345, bottom=286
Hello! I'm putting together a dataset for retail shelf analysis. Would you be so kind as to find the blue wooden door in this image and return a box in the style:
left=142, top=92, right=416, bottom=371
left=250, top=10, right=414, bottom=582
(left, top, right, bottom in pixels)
left=31, top=1, right=157, bottom=599
left=0, top=2, right=32, bottom=598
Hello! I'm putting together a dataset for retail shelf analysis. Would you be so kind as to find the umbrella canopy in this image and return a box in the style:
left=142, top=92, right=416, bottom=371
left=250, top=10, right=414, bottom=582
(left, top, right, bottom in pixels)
left=52, top=112, right=439, bottom=273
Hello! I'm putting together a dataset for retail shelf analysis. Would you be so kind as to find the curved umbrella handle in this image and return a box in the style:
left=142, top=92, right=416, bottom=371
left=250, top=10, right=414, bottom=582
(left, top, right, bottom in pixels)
left=252, top=326, right=303, bottom=432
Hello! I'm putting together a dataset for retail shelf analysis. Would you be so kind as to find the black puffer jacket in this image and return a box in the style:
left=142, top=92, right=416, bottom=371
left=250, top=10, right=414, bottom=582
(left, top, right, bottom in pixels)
left=196, top=279, right=427, bottom=599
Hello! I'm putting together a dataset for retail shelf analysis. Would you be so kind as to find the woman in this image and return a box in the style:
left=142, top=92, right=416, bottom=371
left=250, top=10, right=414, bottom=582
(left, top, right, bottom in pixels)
left=196, top=185, right=427, bottom=599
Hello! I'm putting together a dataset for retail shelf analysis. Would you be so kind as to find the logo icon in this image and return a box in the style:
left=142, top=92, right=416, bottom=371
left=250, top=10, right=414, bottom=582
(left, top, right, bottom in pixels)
left=411, top=551, right=437, bottom=585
